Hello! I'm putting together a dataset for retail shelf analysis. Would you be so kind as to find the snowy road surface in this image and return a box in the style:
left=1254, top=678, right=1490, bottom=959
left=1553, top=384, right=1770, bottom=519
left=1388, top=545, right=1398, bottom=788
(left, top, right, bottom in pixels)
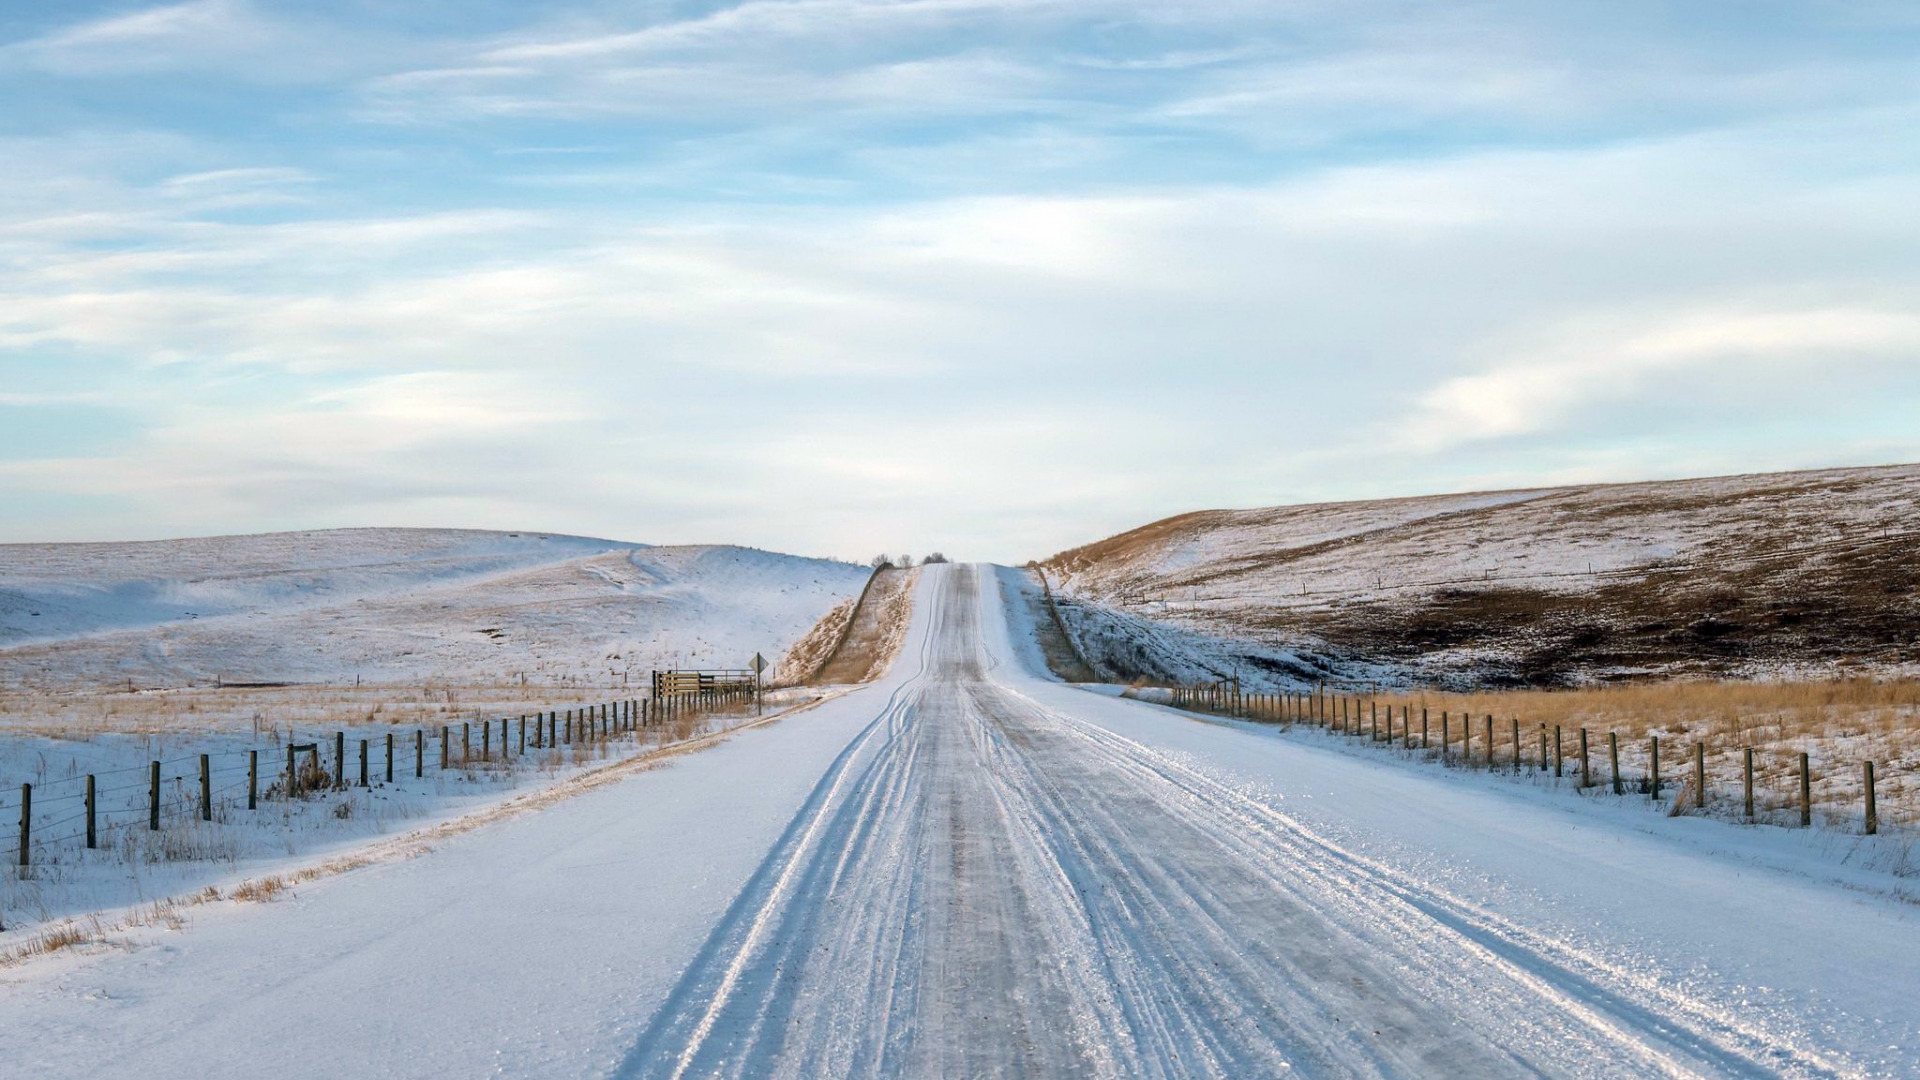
left=3, top=563, right=1915, bottom=1078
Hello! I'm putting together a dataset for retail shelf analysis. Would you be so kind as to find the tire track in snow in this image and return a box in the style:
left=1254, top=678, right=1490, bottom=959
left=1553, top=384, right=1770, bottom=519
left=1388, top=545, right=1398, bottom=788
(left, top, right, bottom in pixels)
left=620, top=565, right=1847, bottom=1079
left=1018, top=707, right=1864, bottom=1080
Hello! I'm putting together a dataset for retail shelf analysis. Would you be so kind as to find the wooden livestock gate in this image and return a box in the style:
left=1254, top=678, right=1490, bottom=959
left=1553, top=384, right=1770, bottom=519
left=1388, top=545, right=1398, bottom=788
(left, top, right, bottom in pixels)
left=651, top=669, right=757, bottom=698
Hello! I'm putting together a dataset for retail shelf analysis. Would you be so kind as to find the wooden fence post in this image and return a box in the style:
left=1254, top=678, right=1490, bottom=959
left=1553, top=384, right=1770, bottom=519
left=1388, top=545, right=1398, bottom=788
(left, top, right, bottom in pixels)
left=1864, top=761, right=1878, bottom=835
left=1538, top=724, right=1548, bottom=772
left=1441, top=714, right=1451, bottom=763
left=248, top=750, right=258, bottom=810
left=149, top=761, right=160, bottom=831
left=287, top=745, right=297, bottom=795
left=358, top=739, right=369, bottom=787
left=1554, top=726, right=1563, bottom=778
left=17, top=783, right=29, bottom=867
left=1743, top=748, right=1754, bottom=819
left=1484, top=715, right=1494, bottom=770
left=86, top=774, right=98, bottom=848
left=1608, top=733, right=1621, bottom=794
left=200, top=754, right=212, bottom=821
left=1650, top=736, right=1661, bottom=801
left=519, top=717, right=526, bottom=754
left=1799, top=752, right=1810, bottom=827
left=386, top=733, right=394, bottom=783
left=1421, top=708, right=1430, bottom=749
left=334, top=732, right=345, bottom=791
left=440, top=726, right=449, bottom=770
left=1693, top=743, right=1706, bottom=810
left=1579, top=728, right=1590, bottom=788
left=1512, top=718, right=1521, bottom=773
left=415, top=729, right=424, bottom=778
left=463, top=722, right=471, bottom=764
left=482, top=720, right=491, bottom=761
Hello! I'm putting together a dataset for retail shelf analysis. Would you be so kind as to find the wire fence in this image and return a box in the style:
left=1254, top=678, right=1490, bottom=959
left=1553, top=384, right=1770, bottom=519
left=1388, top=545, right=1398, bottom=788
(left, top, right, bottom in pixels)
left=3, top=682, right=765, bottom=898
left=1154, top=684, right=1912, bottom=836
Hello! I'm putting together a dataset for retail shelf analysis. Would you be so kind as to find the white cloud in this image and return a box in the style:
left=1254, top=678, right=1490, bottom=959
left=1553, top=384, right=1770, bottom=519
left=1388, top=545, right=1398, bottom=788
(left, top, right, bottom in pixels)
left=160, top=166, right=314, bottom=191
left=4, top=4, right=1920, bottom=555
left=1, top=0, right=418, bottom=81
left=28, top=0, right=241, bottom=48
left=1409, top=305, right=1920, bottom=447
left=478, top=0, right=1045, bottom=63
left=5, top=1, right=265, bottom=74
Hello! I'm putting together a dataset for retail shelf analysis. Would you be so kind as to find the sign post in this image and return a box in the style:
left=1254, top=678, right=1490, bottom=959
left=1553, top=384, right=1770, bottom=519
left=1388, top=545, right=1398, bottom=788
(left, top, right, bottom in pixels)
left=750, top=653, right=768, bottom=715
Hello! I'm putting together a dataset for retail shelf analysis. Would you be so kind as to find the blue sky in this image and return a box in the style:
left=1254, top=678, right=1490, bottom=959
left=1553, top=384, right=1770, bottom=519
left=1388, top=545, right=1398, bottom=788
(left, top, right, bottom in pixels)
left=2, top=1, right=1917, bottom=561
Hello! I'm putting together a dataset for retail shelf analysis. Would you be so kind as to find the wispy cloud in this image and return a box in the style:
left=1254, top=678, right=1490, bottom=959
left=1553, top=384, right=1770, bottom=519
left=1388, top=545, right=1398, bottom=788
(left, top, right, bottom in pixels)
left=2, top=1, right=1918, bottom=554
left=1, top=0, right=420, bottom=82
left=1408, top=304, right=1920, bottom=448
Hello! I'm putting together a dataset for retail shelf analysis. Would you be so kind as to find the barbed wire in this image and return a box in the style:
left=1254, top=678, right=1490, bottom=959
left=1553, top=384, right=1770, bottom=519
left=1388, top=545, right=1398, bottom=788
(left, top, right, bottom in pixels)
left=2, top=694, right=727, bottom=864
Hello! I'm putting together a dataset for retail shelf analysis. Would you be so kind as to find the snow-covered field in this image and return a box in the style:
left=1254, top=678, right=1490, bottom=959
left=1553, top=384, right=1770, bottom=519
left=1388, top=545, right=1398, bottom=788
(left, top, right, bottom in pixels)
left=0, top=527, right=869, bottom=941
left=2, top=563, right=1915, bottom=1078
left=0, top=692, right=814, bottom=939
left=1043, top=463, right=1920, bottom=686
left=0, top=528, right=869, bottom=691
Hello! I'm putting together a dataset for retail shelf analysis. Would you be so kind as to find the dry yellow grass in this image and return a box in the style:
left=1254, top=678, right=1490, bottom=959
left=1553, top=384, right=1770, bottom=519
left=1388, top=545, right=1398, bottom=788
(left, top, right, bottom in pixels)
left=778, top=597, right=857, bottom=686
left=230, top=876, right=287, bottom=903
left=1371, top=678, right=1920, bottom=830
left=1383, top=679, right=1918, bottom=743
left=813, top=568, right=918, bottom=685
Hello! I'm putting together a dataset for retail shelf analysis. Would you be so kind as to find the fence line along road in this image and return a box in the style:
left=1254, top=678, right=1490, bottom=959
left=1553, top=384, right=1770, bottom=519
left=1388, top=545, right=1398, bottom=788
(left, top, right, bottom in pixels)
left=5, top=678, right=764, bottom=911
left=1158, top=682, right=1899, bottom=837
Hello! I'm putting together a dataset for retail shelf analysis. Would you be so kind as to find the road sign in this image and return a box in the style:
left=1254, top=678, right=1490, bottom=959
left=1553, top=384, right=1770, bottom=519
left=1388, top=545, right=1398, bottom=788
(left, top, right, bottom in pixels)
left=751, top=653, right=768, bottom=676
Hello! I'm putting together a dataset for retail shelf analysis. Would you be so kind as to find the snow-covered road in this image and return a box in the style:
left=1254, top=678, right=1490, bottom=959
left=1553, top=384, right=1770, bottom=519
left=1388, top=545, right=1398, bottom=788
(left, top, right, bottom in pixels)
left=4, top=563, right=1914, bottom=1078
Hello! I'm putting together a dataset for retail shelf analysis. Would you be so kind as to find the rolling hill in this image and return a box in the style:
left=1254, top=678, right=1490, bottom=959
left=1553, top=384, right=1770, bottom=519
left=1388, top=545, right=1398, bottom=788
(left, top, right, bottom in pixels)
left=0, top=528, right=868, bottom=691
left=1041, top=463, right=1920, bottom=688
